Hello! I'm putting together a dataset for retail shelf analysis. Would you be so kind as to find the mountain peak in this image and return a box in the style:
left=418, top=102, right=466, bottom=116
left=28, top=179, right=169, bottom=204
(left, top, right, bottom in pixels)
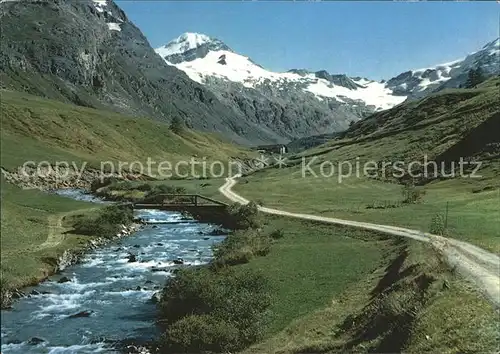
left=156, top=32, right=231, bottom=64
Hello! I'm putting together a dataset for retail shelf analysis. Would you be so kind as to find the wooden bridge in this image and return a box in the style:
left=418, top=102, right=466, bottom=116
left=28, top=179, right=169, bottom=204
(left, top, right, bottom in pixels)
left=133, top=194, right=228, bottom=209
left=133, top=194, right=231, bottom=226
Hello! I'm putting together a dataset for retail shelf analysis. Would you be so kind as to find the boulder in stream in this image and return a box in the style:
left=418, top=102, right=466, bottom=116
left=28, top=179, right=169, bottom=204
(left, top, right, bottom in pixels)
left=150, top=291, right=162, bottom=304
left=57, top=276, right=72, bottom=284
left=27, top=337, right=46, bottom=345
left=68, top=310, right=94, bottom=319
left=127, top=253, right=137, bottom=263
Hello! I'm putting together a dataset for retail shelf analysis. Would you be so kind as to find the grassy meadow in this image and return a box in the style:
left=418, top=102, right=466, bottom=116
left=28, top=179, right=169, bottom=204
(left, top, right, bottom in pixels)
left=0, top=89, right=251, bottom=293
left=235, top=79, right=500, bottom=252
left=243, top=238, right=499, bottom=353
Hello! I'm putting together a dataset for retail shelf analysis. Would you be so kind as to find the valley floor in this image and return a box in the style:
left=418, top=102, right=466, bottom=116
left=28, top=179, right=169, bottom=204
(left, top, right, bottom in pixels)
left=233, top=167, right=500, bottom=253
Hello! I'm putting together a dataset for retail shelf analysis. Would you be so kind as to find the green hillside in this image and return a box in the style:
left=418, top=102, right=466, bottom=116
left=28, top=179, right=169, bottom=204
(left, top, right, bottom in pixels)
left=1, top=89, right=251, bottom=170
left=0, top=90, right=251, bottom=293
left=234, top=78, right=500, bottom=252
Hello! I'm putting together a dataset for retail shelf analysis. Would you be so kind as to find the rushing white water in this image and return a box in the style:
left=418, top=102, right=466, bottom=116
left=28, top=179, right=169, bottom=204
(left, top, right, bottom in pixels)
left=1, top=189, right=227, bottom=353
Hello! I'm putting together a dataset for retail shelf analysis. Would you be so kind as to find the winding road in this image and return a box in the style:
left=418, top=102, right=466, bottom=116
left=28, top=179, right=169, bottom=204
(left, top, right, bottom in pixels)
left=219, top=175, right=500, bottom=308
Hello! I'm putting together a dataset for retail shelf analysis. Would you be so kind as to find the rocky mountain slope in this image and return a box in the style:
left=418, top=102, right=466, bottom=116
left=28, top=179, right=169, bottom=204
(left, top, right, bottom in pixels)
left=1, top=0, right=497, bottom=146
left=157, top=33, right=499, bottom=146
left=386, top=38, right=499, bottom=98
left=157, top=33, right=408, bottom=137
left=0, top=0, right=293, bottom=145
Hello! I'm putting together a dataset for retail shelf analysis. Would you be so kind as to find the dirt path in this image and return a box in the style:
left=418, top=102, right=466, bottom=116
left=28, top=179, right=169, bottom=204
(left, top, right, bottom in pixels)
left=39, top=214, right=66, bottom=250
left=39, top=208, right=98, bottom=250
left=219, top=175, right=500, bottom=308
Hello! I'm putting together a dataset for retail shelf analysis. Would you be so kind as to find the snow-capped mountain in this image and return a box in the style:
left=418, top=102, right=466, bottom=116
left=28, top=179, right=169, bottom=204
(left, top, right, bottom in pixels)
left=152, top=32, right=413, bottom=141
left=159, top=32, right=499, bottom=143
left=157, top=33, right=231, bottom=64
left=386, top=38, right=499, bottom=98
left=157, top=32, right=406, bottom=112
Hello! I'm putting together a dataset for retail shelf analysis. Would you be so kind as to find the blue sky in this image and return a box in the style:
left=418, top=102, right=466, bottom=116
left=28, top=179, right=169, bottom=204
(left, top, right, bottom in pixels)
left=118, top=1, right=499, bottom=80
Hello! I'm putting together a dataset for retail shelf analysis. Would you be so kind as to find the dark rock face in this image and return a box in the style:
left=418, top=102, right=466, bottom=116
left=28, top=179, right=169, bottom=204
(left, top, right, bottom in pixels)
left=385, top=38, right=499, bottom=99
left=314, top=71, right=361, bottom=90
left=200, top=75, right=371, bottom=143
left=0, top=0, right=280, bottom=145
left=162, top=38, right=231, bottom=64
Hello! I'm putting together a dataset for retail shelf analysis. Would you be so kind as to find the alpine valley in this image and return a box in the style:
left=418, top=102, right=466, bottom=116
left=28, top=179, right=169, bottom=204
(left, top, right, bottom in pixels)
left=0, top=0, right=497, bottom=146
left=156, top=32, right=499, bottom=145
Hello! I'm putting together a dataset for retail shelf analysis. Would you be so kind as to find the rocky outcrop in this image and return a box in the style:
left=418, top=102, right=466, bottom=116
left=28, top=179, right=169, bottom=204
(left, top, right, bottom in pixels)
left=0, top=0, right=278, bottom=145
left=0, top=165, right=146, bottom=191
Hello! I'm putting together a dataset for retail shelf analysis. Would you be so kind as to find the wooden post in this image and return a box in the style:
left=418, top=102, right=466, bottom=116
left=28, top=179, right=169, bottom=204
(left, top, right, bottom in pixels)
left=444, top=201, right=449, bottom=230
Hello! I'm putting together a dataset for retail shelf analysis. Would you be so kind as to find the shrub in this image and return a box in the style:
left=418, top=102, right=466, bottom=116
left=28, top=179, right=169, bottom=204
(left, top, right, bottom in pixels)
left=141, top=185, right=188, bottom=203
left=73, top=204, right=134, bottom=238
left=0, top=278, right=12, bottom=309
left=402, top=183, right=425, bottom=204
left=165, top=314, right=239, bottom=353
left=430, top=213, right=447, bottom=235
left=270, top=228, right=284, bottom=239
left=136, top=183, right=152, bottom=191
left=170, top=116, right=185, bottom=134
left=212, top=228, right=272, bottom=268
left=73, top=217, right=118, bottom=238
left=90, top=177, right=119, bottom=192
left=227, top=202, right=260, bottom=229
left=159, top=267, right=271, bottom=352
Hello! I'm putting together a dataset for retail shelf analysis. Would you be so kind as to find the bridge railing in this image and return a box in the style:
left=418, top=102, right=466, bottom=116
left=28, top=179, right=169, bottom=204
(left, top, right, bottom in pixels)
left=135, top=194, right=228, bottom=208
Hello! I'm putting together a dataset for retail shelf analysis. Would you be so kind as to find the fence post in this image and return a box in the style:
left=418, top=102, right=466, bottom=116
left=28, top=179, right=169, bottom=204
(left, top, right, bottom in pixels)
left=444, top=201, right=449, bottom=230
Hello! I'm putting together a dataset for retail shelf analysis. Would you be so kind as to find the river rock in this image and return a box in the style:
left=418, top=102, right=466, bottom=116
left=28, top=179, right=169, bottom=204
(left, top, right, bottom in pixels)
left=151, top=267, right=168, bottom=273
left=133, top=244, right=141, bottom=248
left=127, top=254, right=137, bottom=263
left=150, top=291, right=162, bottom=304
left=173, top=258, right=184, bottom=265
left=203, top=237, right=210, bottom=240
left=27, top=337, right=46, bottom=345
left=156, top=243, right=164, bottom=246
left=208, top=228, right=226, bottom=236
left=57, top=276, right=72, bottom=283
left=68, top=310, right=93, bottom=319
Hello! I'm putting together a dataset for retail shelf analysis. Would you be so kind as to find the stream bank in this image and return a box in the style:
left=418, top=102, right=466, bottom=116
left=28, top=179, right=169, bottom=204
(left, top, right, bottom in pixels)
left=1, top=189, right=227, bottom=353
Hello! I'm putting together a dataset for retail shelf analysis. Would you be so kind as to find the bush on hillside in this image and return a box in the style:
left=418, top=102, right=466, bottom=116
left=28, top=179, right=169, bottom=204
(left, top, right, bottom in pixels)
left=170, top=116, right=185, bottom=134
left=430, top=213, right=447, bottom=236
left=141, top=185, right=188, bottom=203
left=165, top=314, right=239, bottom=353
left=227, top=201, right=260, bottom=229
left=73, top=204, right=134, bottom=238
left=136, top=183, right=152, bottom=191
left=159, top=267, right=271, bottom=352
left=402, top=183, right=425, bottom=204
left=212, top=229, right=271, bottom=267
